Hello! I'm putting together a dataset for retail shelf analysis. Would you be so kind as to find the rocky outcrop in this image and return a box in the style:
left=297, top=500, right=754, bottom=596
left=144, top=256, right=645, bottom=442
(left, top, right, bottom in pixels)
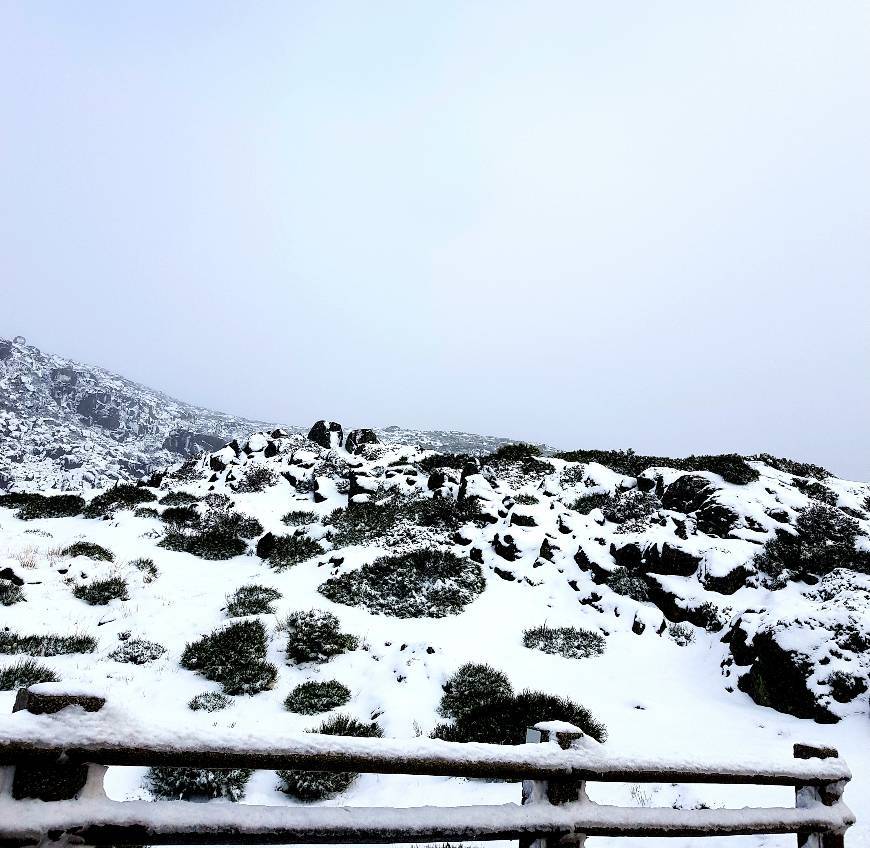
left=307, top=420, right=343, bottom=450
left=163, top=431, right=228, bottom=458
left=345, top=428, right=379, bottom=455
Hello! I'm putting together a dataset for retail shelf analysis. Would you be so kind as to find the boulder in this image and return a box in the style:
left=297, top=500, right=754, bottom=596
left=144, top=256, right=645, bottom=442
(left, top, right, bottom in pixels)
left=162, top=430, right=226, bottom=458
left=76, top=392, right=121, bottom=431
left=307, top=420, right=343, bottom=450
left=640, top=542, right=702, bottom=577
left=696, top=501, right=740, bottom=538
left=345, top=428, right=379, bottom=455
left=661, top=474, right=714, bottom=513
left=492, top=533, right=520, bottom=562
left=610, top=542, right=643, bottom=568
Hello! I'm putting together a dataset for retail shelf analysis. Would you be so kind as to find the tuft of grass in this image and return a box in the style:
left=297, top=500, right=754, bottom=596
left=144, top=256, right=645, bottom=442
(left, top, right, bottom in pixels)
left=0, top=582, right=25, bottom=606
left=61, top=542, right=114, bottom=562
left=283, top=610, right=358, bottom=664
left=0, top=659, right=59, bottom=690
left=0, top=631, right=97, bottom=656
left=189, top=692, right=232, bottom=712
left=109, top=638, right=166, bottom=664
left=522, top=625, right=605, bottom=659
left=72, top=576, right=128, bottom=605
left=130, top=558, right=159, bottom=582
left=284, top=680, right=351, bottom=715
left=226, top=584, right=282, bottom=617
left=281, top=510, right=318, bottom=526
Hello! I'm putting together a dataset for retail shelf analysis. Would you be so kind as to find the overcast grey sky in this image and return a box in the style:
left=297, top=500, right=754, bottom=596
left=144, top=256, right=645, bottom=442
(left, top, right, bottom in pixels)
left=2, top=2, right=869, bottom=479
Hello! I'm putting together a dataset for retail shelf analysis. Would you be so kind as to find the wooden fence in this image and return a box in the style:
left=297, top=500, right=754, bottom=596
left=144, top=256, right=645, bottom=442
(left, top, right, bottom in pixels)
left=0, top=687, right=855, bottom=847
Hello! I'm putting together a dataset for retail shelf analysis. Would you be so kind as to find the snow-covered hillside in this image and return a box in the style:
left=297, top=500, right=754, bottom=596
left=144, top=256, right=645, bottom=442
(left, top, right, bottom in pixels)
left=1, top=422, right=868, bottom=846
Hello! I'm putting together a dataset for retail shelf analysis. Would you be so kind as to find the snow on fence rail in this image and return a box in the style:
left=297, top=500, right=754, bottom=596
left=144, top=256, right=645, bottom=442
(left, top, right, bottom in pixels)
left=0, top=687, right=855, bottom=848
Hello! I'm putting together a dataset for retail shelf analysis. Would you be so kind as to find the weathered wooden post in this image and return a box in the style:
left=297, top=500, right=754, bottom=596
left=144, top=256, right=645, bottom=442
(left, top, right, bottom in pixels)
left=10, top=685, right=107, bottom=801
left=793, top=743, right=845, bottom=848
left=521, top=721, right=589, bottom=848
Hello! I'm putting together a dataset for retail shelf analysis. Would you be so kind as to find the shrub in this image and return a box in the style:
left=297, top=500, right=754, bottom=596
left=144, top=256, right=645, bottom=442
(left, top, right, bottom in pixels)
left=161, top=505, right=201, bottom=529
left=147, top=766, right=252, bottom=801
left=791, top=478, right=837, bottom=506
left=484, top=443, right=543, bottom=464
left=266, top=535, right=324, bottom=571
left=284, top=680, right=351, bottom=714
left=188, top=692, right=232, bottom=712
left=325, top=501, right=403, bottom=547
left=513, top=493, right=539, bottom=506
left=109, top=638, right=166, bottom=664
left=134, top=506, right=159, bottom=519
left=0, top=582, right=25, bottom=606
left=319, top=549, right=484, bottom=618
left=0, top=631, right=96, bottom=656
left=277, top=714, right=382, bottom=801
left=754, top=453, right=828, bottom=480
left=159, top=503, right=259, bottom=560
left=284, top=610, right=358, bottom=664
left=61, top=542, right=114, bottom=561
left=226, top=584, right=282, bottom=617
left=160, top=528, right=247, bottom=561
left=418, top=453, right=473, bottom=474
left=403, top=497, right=482, bottom=531
left=130, top=557, right=159, bottom=582
left=432, top=664, right=606, bottom=745
left=73, top=576, right=128, bottom=605
left=0, top=493, right=85, bottom=520
left=235, top=466, right=278, bottom=493
left=523, top=625, right=606, bottom=659
left=601, top=490, right=659, bottom=531
left=605, top=567, right=649, bottom=601
left=84, top=485, right=156, bottom=518
left=692, top=601, right=724, bottom=632
left=570, top=492, right=613, bottom=515
left=181, top=619, right=276, bottom=695
left=668, top=623, right=695, bottom=646
left=0, top=659, right=58, bottom=690
left=160, top=491, right=199, bottom=506
left=826, top=670, right=868, bottom=703
left=282, top=509, right=318, bottom=526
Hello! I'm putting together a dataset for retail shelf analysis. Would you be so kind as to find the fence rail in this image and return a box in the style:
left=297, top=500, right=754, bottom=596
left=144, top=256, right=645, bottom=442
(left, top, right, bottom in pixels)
left=0, top=686, right=855, bottom=848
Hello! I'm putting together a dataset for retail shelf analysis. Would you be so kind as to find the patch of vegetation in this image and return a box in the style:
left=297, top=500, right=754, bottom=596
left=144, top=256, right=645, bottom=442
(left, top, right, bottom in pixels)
left=72, top=576, right=128, bottom=605
left=523, top=625, right=606, bottom=659
left=0, top=582, right=25, bottom=606
left=319, top=549, right=484, bottom=618
left=601, top=490, right=660, bottom=530
left=188, top=692, right=232, bottom=712
left=826, top=670, right=868, bottom=703
left=161, top=505, right=201, bottom=529
left=0, top=631, right=97, bottom=656
left=668, top=623, right=695, bottom=646
left=691, top=601, right=724, bottom=632
left=109, top=638, right=166, bottom=664
left=282, top=509, right=318, bottom=526
left=130, top=557, right=159, bottom=582
left=554, top=449, right=759, bottom=486
left=134, top=506, right=159, bottom=519
left=483, top=443, right=553, bottom=475
left=61, top=541, right=114, bottom=561
left=84, top=485, right=157, bottom=518
left=284, top=610, right=358, bottom=664
left=159, top=501, right=253, bottom=560
left=791, top=478, right=837, bottom=506
left=403, top=496, right=484, bottom=531
left=277, top=714, right=382, bottom=801
left=513, top=493, right=539, bottom=506
left=605, top=567, right=649, bottom=601
left=284, top=680, right=351, bottom=714
left=0, top=493, right=85, bottom=520
left=432, top=663, right=606, bottom=745
left=570, top=492, right=613, bottom=515
left=235, top=466, right=278, bottom=493
left=160, top=491, right=200, bottom=506
left=418, top=453, right=473, bottom=474
left=147, top=767, right=252, bottom=801
left=324, top=500, right=403, bottom=547
left=181, top=619, right=277, bottom=696
left=754, top=453, right=828, bottom=480
left=265, top=535, right=324, bottom=571
left=0, top=659, right=59, bottom=690
left=226, top=584, right=282, bottom=617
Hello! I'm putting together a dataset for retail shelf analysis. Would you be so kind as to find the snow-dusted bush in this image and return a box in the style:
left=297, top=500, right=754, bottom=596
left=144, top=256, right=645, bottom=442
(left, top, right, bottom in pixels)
left=284, top=680, right=351, bottom=714
left=602, top=490, right=660, bottom=531
left=418, top=452, right=473, bottom=474
left=826, top=670, right=867, bottom=703
left=0, top=659, right=58, bottom=690
left=188, top=691, right=232, bottom=712
left=265, top=535, right=324, bottom=571
left=513, top=493, right=540, bottom=506
left=147, top=766, right=252, bottom=801
left=181, top=619, right=277, bottom=695
left=0, top=631, right=96, bottom=656
left=754, top=453, right=829, bottom=480
left=668, top=623, right=695, bottom=646
left=0, top=581, right=25, bottom=606
left=791, top=478, right=837, bottom=506
left=160, top=502, right=260, bottom=560
left=0, top=493, right=84, bottom=520
left=84, top=484, right=156, bottom=518
left=235, top=466, right=277, bottom=493
left=325, top=501, right=403, bottom=547
left=161, top=505, right=200, bottom=529
left=522, top=625, right=606, bottom=659
left=318, top=549, right=484, bottom=618
left=403, top=497, right=482, bottom=531
left=109, top=638, right=165, bottom=664
left=61, top=541, right=114, bottom=561
left=570, top=492, right=613, bottom=515
left=134, top=506, right=159, bottom=519
left=160, top=491, right=199, bottom=506
left=226, top=584, right=282, bottom=617
left=73, top=576, right=128, bottom=605
left=433, top=663, right=606, bottom=745
left=130, top=557, right=159, bottom=582
left=281, top=509, right=318, bottom=526
left=692, top=601, right=724, bottom=632
left=284, top=610, right=358, bottom=664
left=276, top=714, right=382, bottom=801
left=605, top=567, right=649, bottom=601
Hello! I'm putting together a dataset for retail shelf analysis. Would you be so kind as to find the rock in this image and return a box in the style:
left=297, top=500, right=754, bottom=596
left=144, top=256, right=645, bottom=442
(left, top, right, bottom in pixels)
left=610, top=542, right=643, bottom=568
left=0, top=567, right=24, bottom=586
left=510, top=511, right=537, bottom=528
left=661, top=474, right=714, bottom=513
left=163, top=430, right=227, bottom=458
left=264, top=441, right=279, bottom=458
left=632, top=615, right=646, bottom=635
left=640, top=542, right=702, bottom=577
left=492, top=533, right=520, bottom=562
left=539, top=538, right=558, bottom=562
left=308, top=420, right=343, bottom=450
left=703, top=563, right=754, bottom=595
left=345, top=428, right=379, bottom=455
left=493, top=566, right=516, bottom=581
left=0, top=340, right=12, bottom=361
left=427, top=470, right=446, bottom=490
left=209, top=455, right=226, bottom=472
left=255, top=533, right=276, bottom=560
left=49, top=367, right=77, bottom=392
left=696, top=501, right=740, bottom=538
left=76, top=392, right=121, bottom=431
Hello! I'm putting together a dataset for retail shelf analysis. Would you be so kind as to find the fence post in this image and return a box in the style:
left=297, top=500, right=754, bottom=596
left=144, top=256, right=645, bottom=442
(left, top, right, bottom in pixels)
left=10, top=685, right=107, bottom=801
left=521, top=723, right=588, bottom=848
left=793, top=743, right=845, bottom=848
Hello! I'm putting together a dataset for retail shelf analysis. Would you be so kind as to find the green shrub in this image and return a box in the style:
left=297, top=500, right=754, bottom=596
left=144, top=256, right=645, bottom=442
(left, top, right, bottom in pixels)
left=226, top=584, right=282, bottom=617
left=319, top=549, right=484, bottom=618
left=147, top=766, right=252, bottom=801
left=601, top=491, right=659, bottom=529
left=418, top=453, right=473, bottom=474
left=284, top=610, right=358, bottom=664
left=159, top=503, right=259, bottom=560
left=791, top=479, right=837, bottom=506
left=161, top=505, right=201, bottom=529
left=826, top=670, right=868, bottom=703
left=282, top=509, right=318, bottom=526
left=0, top=493, right=85, bottom=520
left=134, top=506, right=159, bottom=519
left=570, top=492, right=613, bottom=514
left=130, top=557, right=159, bottom=582
left=484, top=443, right=543, bottom=464
left=181, top=619, right=276, bottom=695
left=692, top=601, right=724, bottom=632
left=432, top=664, right=606, bottom=745
left=513, top=493, right=539, bottom=506
left=754, top=454, right=828, bottom=480
left=0, top=582, right=25, bottom=606
left=84, top=485, right=156, bottom=518
left=73, top=576, right=128, bottom=605
left=0, top=659, right=58, bottom=690
left=109, top=638, right=165, bottom=664
left=403, top=497, right=483, bottom=530
left=235, top=466, right=278, bottom=493
left=160, top=491, right=200, bottom=506
left=266, top=535, right=324, bottom=571
left=668, top=623, right=695, bottom=646
left=61, top=542, right=114, bottom=561
left=277, top=714, right=382, bottom=801
left=325, top=501, right=403, bottom=547
left=188, top=692, right=232, bottom=712
left=605, top=567, right=649, bottom=601
left=523, top=625, right=605, bottom=659
left=284, top=680, right=351, bottom=714
left=0, top=631, right=96, bottom=656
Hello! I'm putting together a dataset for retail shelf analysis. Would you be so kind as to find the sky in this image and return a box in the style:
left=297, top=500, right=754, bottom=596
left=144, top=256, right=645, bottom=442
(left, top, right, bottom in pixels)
left=1, top=2, right=869, bottom=480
